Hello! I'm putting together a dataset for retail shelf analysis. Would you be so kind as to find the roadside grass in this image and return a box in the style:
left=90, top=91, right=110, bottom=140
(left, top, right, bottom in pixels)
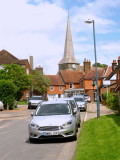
left=17, top=100, right=28, bottom=105
left=74, top=114, right=120, bottom=160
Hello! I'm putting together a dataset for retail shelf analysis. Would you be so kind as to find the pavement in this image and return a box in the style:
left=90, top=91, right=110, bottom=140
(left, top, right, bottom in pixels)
left=84, top=102, right=116, bottom=121
left=0, top=105, right=28, bottom=119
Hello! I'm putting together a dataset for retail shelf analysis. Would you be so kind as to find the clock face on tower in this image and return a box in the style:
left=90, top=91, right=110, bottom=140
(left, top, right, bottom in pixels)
left=72, top=64, right=76, bottom=69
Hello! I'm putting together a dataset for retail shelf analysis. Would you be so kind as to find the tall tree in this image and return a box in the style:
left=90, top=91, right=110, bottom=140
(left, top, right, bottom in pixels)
left=92, top=63, right=108, bottom=68
left=0, top=80, right=17, bottom=110
left=0, top=64, right=31, bottom=100
left=31, top=70, right=50, bottom=96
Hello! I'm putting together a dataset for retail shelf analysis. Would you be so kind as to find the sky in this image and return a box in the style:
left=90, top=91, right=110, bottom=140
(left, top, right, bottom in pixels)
left=0, top=0, right=120, bottom=75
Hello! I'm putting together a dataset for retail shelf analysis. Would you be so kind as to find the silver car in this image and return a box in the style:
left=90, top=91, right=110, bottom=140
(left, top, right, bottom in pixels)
left=55, top=97, right=81, bottom=128
left=28, top=96, right=44, bottom=109
left=74, top=95, right=87, bottom=111
left=28, top=101, right=77, bottom=142
left=0, top=101, right=4, bottom=111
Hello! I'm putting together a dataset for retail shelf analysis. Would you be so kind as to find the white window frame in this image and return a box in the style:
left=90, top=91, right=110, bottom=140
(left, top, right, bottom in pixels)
left=50, top=86, right=54, bottom=91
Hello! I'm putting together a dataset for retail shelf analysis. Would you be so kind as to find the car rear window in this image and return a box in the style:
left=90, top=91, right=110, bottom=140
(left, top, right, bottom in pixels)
left=31, top=96, right=43, bottom=100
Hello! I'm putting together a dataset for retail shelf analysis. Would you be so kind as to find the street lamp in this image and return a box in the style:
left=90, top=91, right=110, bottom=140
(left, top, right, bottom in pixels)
left=85, top=19, right=100, bottom=118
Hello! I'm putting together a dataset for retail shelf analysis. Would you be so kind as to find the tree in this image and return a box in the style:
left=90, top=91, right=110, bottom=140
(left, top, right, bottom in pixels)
left=92, top=63, right=108, bottom=68
left=0, top=64, right=31, bottom=100
left=31, top=70, right=50, bottom=96
left=0, top=80, right=17, bottom=110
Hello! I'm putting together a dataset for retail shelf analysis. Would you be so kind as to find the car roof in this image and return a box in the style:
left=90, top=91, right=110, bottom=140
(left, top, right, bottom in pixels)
left=41, top=100, right=68, bottom=105
left=56, top=97, right=74, bottom=101
left=73, top=95, right=84, bottom=97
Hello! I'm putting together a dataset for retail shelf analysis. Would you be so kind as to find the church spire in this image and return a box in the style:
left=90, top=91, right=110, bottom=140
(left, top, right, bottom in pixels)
left=59, top=15, right=79, bottom=64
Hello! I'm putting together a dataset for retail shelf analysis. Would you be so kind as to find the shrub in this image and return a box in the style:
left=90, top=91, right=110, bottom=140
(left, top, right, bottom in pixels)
left=103, top=92, right=119, bottom=111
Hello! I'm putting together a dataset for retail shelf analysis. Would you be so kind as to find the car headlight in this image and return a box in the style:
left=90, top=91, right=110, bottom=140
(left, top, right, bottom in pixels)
left=60, top=121, right=72, bottom=129
left=30, top=123, right=39, bottom=128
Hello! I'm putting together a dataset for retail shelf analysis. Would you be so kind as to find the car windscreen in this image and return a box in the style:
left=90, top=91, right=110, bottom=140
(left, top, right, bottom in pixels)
left=31, top=97, right=43, bottom=100
left=74, top=97, right=84, bottom=102
left=36, top=103, right=71, bottom=116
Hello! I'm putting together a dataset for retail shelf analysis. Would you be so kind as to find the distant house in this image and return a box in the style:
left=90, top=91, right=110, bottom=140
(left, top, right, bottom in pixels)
left=46, top=75, right=65, bottom=100
left=80, top=68, right=105, bottom=101
left=0, top=49, right=33, bottom=99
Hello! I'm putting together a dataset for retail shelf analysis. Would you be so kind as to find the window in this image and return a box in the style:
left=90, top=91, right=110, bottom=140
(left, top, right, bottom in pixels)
left=69, top=83, right=74, bottom=89
left=50, top=86, right=54, bottom=91
left=59, top=86, right=63, bottom=91
left=26, top=68, right=29, bottom=75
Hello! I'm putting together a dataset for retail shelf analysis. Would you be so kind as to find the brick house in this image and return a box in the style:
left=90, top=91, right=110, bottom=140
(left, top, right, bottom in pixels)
left=80, top=68, right=105, bottom=101
left=100, top=57, right=120, bottom=95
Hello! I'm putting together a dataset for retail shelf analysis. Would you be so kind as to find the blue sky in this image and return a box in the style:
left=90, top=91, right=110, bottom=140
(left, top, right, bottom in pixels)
left=0, top=0, right=120, bottom=74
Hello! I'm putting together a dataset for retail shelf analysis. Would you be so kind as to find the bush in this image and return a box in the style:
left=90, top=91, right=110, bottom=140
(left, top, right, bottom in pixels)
left=103, top=92, right=119, bottom=111
left=0, top=80, right=17, bottom=110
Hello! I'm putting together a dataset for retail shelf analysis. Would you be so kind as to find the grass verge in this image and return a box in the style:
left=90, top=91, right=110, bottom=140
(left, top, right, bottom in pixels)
left=74, top=114, right=120, bottom=160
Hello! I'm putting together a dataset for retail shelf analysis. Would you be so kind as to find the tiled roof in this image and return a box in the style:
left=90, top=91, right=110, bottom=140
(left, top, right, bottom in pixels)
left=0, top=50, right=28, bottom=66
left=0, top=49, right=19, bottom=64
left=45, top=75, right=65, bottom=86
left=84, top=69, right=105, bottom=79
left=103, top=66, right=112, bottom=78
left=59, top=70, right=84, bottom=83
left=18, top=59, right=28, bottom=65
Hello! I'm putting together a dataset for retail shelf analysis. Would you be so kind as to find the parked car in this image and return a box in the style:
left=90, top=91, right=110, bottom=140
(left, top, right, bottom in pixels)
left=73, top=95, right=87, bottom=111
left=0, top=101, right=4, bottom=111
left=28, top=100, right=77, bottom=142
left=84, top=94, right=91, bottom=103
left=55, top=97, right=81, bottom=128
left=28, top=96, right=44, bottom=109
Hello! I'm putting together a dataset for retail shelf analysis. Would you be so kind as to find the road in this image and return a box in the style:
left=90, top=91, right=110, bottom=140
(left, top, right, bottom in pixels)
left=0, top=108, right=86, bottom=160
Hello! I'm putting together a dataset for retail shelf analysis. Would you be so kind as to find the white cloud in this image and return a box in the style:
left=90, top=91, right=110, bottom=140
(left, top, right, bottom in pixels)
left=0, top=0, right=120, bottom=75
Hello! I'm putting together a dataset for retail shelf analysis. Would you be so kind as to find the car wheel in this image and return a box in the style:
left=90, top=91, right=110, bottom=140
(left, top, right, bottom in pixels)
left=28, top=106, right=32, bottom=109
left=29, top=137, right=36, bottom=143
left=78, top=123, right=80, bottom=128
left=76, top=125, right=78, bottom=132
left=72, top=132, right=77, bottom=141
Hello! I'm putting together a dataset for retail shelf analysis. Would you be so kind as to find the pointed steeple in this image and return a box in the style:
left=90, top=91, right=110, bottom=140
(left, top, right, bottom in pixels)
left=59, top=15, right=79, bottom=64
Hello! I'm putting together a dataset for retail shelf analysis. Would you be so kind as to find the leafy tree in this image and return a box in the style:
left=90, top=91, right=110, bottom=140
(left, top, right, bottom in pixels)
left=0, top=64, right=31, bottom=100
left=31, top=70, right=50, bottom=96
left=0, top=80, right=17, bottom=110
left=93, top=63, right=108, bottom=68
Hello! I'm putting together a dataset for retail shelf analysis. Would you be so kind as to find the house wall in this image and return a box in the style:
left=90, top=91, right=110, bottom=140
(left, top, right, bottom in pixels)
left=47, top=85, right=65, bottom=100
left=65, top=83, right=80, bottom=89
left=84, top=79, right=103, bottom=101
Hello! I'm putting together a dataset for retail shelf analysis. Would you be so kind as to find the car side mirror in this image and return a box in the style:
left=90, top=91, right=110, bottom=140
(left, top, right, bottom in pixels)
left=73, top=110, right=77, bottom=115
left=31, top=112, right=35, bottom=116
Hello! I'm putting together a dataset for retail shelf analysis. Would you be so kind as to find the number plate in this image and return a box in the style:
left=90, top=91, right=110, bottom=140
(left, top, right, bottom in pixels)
left=42, top=132, right=58, bottom=136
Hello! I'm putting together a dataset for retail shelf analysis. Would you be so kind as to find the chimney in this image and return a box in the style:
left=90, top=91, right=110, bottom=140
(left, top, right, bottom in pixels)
left=112, top=60, right=117, bottom=71
left=35, top=66, right=43, bottom=75
left=117, top=56, right=120, bottom=65
left=83, top=58, right=91, bottom=74
left=29, top=56, right=33, bottom=70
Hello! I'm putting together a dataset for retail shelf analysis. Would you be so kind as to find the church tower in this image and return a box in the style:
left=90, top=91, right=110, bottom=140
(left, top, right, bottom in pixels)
left=59, top=15, right=80, bottom=71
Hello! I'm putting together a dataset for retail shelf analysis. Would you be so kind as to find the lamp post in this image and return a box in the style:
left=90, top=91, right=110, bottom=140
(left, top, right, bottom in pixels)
left=85, top=19, right=100, bottom=118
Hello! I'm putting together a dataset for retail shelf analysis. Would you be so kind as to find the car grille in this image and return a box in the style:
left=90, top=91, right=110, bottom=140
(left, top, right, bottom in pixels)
left=38, top=126, right=59, bottom=131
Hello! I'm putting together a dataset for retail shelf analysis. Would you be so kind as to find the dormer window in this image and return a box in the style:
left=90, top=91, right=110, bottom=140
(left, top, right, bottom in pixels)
left=69, top=83, right=74, bottom=89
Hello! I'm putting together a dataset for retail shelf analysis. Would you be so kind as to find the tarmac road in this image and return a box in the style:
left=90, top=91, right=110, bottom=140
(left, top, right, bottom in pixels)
left=0, top=103, right=115, bottom=160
